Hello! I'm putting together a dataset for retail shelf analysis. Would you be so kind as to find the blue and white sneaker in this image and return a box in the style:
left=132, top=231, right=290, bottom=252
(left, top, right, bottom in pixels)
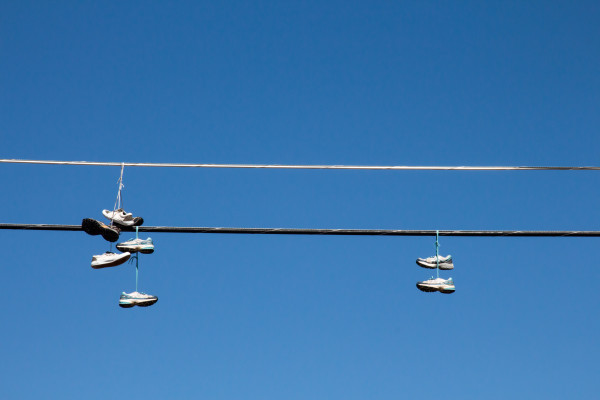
left=416, top=255, right=454, bottom=270
left=119, top=291, right=158, bottom=308
left=116, top=237, right=154, bottom=254
left=416, top=277, right=455, bottom=294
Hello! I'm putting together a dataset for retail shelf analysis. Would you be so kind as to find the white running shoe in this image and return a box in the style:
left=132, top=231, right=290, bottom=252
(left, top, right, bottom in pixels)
left=116, top=237, right=154, bottom=254
left=416, top=255, right=454, bottom=270
left=91, top=251, right=131, bottom=269
left=416, top=277, right=455, bottom=293
left=102, top=209, right=144, bottom=227
left=119, top=291, right=158, bottom=308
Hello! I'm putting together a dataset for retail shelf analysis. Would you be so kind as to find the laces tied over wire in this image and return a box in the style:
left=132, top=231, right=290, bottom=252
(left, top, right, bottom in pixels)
left=111, top=163, right=125, bottom=226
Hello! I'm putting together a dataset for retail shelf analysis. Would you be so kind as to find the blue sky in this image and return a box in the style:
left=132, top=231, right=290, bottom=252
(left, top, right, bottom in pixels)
left=1, top=1, right=599, bottom=398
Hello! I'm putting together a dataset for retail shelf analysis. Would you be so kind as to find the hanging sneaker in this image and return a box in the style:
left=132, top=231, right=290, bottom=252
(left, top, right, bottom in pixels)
left=416, top=277, right=455, bottom=293
left=82, top=218, right=121, bottom=242
left=416, top=255, right=454, bottom=270
left=119, top=291, right=158, bottom=308
left=91, top=251, right=131, bottom=269
left=102, top=208, right=144, bottom=227
left=116, top=237, right=154, bottom=254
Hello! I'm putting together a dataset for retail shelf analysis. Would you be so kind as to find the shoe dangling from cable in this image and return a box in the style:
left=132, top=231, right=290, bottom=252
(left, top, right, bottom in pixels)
left=119, top=291, right=158, bottom=308
left=82, top=218, right=121, bottom=242
left=102, top=208, right=144, bottom=227
left=116, top=237, right=154, bottom=254
left=416, top=277, right=455, bottom=294
left=416, top=255, right=454, bottom=270
left=91, top=251, right=131, bottom=269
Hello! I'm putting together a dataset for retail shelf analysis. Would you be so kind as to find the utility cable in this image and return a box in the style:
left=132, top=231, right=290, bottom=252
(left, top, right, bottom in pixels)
left=1, top=224, right=599, bottom=237
left=1, top=159, right=599, bottom=171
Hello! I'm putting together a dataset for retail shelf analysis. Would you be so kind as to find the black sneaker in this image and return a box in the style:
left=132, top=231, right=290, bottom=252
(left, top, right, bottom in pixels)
left=82, top=218, right=121, bottom=242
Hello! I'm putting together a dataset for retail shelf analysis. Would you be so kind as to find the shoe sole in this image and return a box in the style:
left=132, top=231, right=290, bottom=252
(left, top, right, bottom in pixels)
left=82, top=218, right=102, bottom=235
left=416, top=283, right=455, bottom=293
left=115, top=245, right=154, bottom=254
left=416, top=260, right=454, bottom=270
left=416, top=284, right=440, bottom=292
left=136, top=298, right=158, bottom=307
left=119, top=298, right=158, bottom=308
left=82, top=218, right=120, bottom=242
left=91, top=253, right=131, bottom=269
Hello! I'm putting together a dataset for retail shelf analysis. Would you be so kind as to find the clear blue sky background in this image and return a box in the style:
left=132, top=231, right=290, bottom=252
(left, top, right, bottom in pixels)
left=1, top=1, right=599, bottom=398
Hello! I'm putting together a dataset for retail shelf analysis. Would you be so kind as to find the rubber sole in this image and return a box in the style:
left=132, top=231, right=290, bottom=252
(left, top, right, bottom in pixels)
left=137, top=299, right=158, bottom=307
left=82, top=218, right=120, bottom=242
left=115, top=245, right=154, bottom=254
left=82, top=218, right=102, bottom=235
left=416, top=284, right=439, bottom=292
left=119, top=298, right=158, bottom=308
left=416, top=283, right=456, bottom=293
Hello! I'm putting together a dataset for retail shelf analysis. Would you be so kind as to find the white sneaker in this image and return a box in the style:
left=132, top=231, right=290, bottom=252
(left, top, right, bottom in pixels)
left=119, top=291, right=158, bottom=308
left=102, top=209, right=144, bottom=227
left=91, top=251, right=131, bottom=269
left=416, top=277, right=455, bottom=293
left=416, top=255, right=454, bottom=270
left=116, top=237, right=154, bottom=254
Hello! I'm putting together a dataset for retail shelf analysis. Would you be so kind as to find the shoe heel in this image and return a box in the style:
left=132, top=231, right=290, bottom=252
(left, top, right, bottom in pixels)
left=101, top=227, right=120, bottom=243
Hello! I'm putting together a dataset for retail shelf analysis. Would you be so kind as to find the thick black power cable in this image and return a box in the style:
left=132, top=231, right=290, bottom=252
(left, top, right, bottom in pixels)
left=0, top=224, right=598, bottom=237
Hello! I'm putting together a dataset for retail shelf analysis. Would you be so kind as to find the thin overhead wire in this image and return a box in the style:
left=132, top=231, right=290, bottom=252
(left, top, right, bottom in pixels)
left=1, top=224, right=598, bottom=237
left=1, top=158, right=599, bottom=171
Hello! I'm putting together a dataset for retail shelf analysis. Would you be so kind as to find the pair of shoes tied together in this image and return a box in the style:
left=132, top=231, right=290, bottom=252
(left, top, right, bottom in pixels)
left=82, top=208, right=144, bottom=243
